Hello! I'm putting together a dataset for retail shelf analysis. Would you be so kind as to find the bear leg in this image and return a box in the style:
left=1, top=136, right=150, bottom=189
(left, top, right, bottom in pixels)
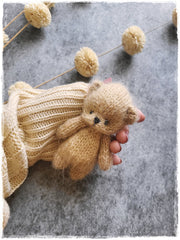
left=52, top=147, right=70, bottom=170
left=70, top=161, right=96, bottom=180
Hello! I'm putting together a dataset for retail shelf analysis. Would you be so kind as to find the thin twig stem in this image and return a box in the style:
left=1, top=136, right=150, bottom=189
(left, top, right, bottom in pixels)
left=3, top=10, right=24, bottom=31
left=3, top=22, right=29, bottom=49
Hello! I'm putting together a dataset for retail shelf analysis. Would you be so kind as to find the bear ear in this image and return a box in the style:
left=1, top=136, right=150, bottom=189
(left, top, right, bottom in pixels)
left=88, top=80, right=103, bottom=94
left=124, top=106, right=138, bottom=124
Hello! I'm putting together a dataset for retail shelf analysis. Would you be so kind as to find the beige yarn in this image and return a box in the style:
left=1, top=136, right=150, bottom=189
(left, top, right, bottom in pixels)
left=2, top=80, right=137, bottom=226
left=122, top=26, right=146, bottom=55
left=3, top=199, right=10, bottom=229
left=172, top=8, right=177, bottom=28
left=2, top=81, right=89, bottom=228
left=24, top=2, right=51, bottom=28
left=2, top=90, right=29, bottom=199
left=3, top=30, right=9, bottom=44
left=74, top=47, right=99, bottom=77
left=53, top=80, right=138, bottom=180
left=17, top=81, right=88, bottom=166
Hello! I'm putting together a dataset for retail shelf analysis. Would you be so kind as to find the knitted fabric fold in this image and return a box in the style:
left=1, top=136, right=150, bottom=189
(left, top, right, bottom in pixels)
left=2, top=81, right=89, bottom=199
left=2, top=91, right=28, bottom=198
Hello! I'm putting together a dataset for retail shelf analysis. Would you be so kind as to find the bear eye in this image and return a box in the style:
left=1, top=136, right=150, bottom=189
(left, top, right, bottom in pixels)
left=104, top=120, right=109, bottom=125
left=90, top=111, right=94, bottom=114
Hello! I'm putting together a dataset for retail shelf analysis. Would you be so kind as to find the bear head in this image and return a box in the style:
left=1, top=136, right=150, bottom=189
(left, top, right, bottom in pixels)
left=82, top=80, right=138, bottom=135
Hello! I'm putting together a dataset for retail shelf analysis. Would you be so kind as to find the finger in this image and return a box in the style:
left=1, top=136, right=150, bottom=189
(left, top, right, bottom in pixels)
left=116, top=130, right=128, bottom=144
left=136, top=109, right=145, bottom=123
left=121, top=125, right=129, bottom=134
left=112, top=154, right=122, bottom=165
left=110, top=140, right=121, bottom=153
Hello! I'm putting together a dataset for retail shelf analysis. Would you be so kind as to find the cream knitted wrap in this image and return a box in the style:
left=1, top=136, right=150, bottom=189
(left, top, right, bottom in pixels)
left=2, top=82, right=89, bottom=199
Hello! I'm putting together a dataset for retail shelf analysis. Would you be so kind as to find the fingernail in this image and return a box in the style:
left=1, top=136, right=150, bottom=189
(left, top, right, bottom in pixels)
left=137, top=110, right=145, bottom=123
left=117, top=159, right=121, bottom=164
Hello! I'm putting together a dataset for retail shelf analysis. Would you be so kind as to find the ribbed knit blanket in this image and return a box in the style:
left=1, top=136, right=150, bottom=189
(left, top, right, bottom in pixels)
left=2, top=81, right=89, bottom=199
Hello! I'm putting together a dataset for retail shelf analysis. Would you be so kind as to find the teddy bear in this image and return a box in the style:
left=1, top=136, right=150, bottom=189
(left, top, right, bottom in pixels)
left=2, top=79, right=137, bottom=229
left=52, top=80, right=138, bottom=180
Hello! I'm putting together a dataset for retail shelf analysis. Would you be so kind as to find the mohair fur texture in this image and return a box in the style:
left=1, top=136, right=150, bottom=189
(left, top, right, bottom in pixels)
left=53, top=80, right=138, bottom=180
left=74, top=47, right=99, bottom=77
left=172, top=8, right=177, bottom=28
left=24, top=2, right=51, bottom=28
left=122, top=26, right=146, bottom=56
left=2, top=80, right=137, bottom=228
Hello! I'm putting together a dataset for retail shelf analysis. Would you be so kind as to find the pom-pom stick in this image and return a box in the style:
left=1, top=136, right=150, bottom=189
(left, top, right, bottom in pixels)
left=172, top=8, right=177, bottom=28
left=34, top=19, right=172, bottom=88
left=3, top=2, right=54, bottom=50
left=3, top=22, right=30, bottom=49
left=3, top=15, right=173, bottom=89
left=44, top=1, right=55, bottom=9
left=3, top=10, right=24, bottom=31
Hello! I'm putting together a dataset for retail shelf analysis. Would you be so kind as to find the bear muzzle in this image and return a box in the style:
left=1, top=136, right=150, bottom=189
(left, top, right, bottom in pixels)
left=94, top=117, right=100, bottom=124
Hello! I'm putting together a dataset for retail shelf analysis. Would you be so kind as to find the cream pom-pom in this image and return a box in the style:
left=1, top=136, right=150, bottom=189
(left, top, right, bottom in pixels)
left=172, top=8, right=177, bottom=28
left=74, top=47, right=99, bottom=77
left=3, top=30, right=9, bottom=44
left=24, top=2, right=51, bottom=28
left=122, top=26, right=146, bottom=56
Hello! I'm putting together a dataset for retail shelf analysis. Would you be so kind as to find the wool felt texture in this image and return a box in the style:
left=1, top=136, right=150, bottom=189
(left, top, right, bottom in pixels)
left=53, top=80, right=137, bottom=180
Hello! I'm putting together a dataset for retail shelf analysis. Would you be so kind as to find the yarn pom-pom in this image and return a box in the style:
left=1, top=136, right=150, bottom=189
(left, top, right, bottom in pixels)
left=3, top=31, right=9, bottom=44
left=122, top=26, right=146, bottom=56
left=44, top=1, right=55, bottom=9
left=24, top=2, right=51, bottom=28
left=74, top=47, right=99, bottom=77
left=172, top=8, right=177, bottom=28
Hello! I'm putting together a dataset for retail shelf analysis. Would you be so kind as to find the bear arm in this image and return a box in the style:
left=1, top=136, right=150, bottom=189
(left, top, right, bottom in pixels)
left=98, top=135, right=113, bottom=171
left=56, top=115, right=86, bottom=139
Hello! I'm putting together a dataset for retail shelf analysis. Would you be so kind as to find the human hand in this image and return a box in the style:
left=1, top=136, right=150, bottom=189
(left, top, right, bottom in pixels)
left=110, top=109, right=145, bottom=165
left=103, top=78, right=145, bottom=165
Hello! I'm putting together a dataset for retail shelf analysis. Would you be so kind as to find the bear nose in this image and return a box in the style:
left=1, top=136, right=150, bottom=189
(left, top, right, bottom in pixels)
left=94, top=117, right=100, bottom=124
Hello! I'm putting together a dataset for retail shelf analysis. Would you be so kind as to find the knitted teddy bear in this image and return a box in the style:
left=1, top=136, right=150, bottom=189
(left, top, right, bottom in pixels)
left=53, top=80, right=138, bottom=180
left=2, top=79, right=137, bottom=228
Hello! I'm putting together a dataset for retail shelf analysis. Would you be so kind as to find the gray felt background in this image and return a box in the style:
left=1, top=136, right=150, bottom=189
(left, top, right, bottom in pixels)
left=3, top=1, right=178, bottom=237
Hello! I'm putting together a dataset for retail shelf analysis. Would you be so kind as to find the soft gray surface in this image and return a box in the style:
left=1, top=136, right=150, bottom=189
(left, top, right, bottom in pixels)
left=3, top=2, right=177, bottom=237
